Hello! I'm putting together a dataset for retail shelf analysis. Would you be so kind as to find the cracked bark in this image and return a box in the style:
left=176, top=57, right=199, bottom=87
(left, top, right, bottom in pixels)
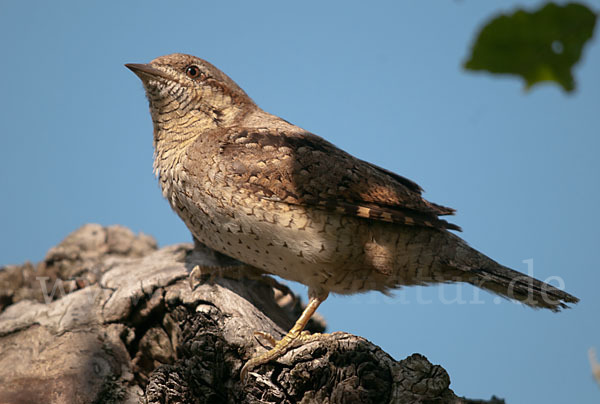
left=0, top=224, right=504, bottom=404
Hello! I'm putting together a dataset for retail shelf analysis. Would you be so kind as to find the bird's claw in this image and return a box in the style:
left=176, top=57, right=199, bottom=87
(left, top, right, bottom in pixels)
left=241, top=330, right=326, bottom=383
left=188, top=265, right=202, bottom=289
left=254, top=331, right=278, bottom=347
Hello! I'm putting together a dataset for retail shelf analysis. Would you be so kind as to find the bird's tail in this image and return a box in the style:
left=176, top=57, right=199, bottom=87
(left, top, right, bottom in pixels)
left=465, top=263, right=578, bottom=311
left=446, top=235, right=579, bottom=312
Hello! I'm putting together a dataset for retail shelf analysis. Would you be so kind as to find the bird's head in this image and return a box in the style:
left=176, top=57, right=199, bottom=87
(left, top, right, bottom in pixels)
left=126, top=53, right=255, bottom=140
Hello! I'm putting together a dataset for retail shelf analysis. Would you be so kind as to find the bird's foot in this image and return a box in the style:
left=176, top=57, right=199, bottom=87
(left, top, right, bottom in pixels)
left=188, top=264, right=293, bottom=299
left=241, top=329, right=327, bottom=382
left=253, top=331, right=279, bottom=347
left=188, top=264, right=248, bottom=287
left=188, top=264, right=233, bottom=289
left=253, top=330, right=314, bottom=347
left=188, top=265, right=203, bottom=289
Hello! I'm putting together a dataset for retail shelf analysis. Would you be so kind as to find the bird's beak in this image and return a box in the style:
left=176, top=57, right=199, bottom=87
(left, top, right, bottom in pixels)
left=125, top=63, right=172, bottom=81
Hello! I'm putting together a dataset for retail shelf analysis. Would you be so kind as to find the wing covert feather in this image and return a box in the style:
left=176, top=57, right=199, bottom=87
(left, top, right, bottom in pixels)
left=213, top=128, right=460, bottom=231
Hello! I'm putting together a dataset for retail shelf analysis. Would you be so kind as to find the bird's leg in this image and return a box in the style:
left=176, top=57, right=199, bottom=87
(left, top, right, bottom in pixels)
left=241, top=292, right=328, bottom=382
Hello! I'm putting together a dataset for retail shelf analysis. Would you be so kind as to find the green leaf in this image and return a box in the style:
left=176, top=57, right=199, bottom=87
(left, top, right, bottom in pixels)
left=464, top=2, right=597, bottom=92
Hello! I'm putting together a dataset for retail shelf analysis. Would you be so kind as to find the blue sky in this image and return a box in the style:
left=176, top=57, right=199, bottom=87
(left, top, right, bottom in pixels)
left=1, top=1, right=599, bottom=402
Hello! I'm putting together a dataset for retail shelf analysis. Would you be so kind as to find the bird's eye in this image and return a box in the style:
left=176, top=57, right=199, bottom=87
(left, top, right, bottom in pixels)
left=185, top=65, right=202, bottom=79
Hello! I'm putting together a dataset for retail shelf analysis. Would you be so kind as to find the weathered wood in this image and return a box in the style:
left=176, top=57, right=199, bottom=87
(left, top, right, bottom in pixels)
left=0, top=224, right=503, bottom=404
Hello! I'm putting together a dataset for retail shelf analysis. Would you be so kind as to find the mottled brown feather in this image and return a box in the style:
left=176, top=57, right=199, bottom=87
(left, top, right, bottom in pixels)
left=215, top=128, right=461, bottom=231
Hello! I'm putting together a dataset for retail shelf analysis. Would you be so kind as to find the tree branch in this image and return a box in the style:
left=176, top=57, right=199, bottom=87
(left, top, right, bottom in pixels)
left=0, top=224, right=503, bottom=404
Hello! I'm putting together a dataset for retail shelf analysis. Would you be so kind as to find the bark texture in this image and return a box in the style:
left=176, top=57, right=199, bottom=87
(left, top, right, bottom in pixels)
left=0, top=224, right=504, bottom=404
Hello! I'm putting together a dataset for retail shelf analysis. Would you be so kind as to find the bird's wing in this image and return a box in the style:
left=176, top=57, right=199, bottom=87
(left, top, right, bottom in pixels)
left=215, top=128, right=460, bottom=231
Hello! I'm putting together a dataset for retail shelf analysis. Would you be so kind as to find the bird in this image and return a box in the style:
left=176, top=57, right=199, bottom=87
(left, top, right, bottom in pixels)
left=125, top=53, right=578, bottom=381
